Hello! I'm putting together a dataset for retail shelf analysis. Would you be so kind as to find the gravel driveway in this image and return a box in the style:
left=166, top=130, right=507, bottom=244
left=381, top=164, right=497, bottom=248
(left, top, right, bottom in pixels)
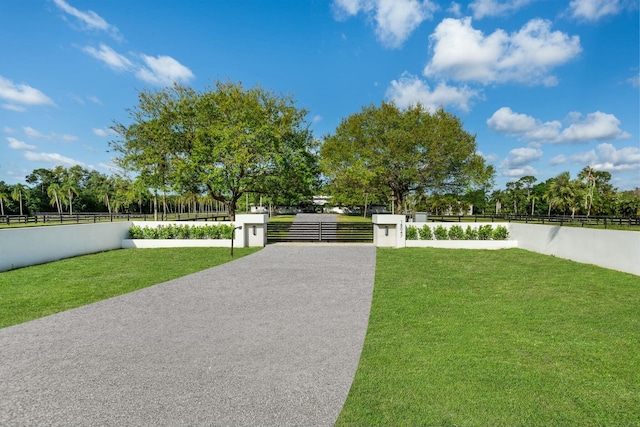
left=0, top=244, right=376, bottom=426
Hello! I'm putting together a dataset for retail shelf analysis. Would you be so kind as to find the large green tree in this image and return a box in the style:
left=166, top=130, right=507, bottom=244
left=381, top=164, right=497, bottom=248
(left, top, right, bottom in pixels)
left=110, top=82, right=318, bottom=220
left=320, top=102, right=493, bottom=214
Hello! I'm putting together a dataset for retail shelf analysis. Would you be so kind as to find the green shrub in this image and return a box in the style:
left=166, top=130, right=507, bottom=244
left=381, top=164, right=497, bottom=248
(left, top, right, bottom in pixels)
left=493, top=225, right=509, bottom=240
left=192, top=226, right=206, bottom=239
left=176, top=225, right=190, bottom=239
left=478, top=224, right=493, bottom=240
left=128, top=225, right=143, bottom=239
left=434, top=225, right=449, bottom=240
left=406, top=226, right=419, bottom=240
left=128, top=224, right=235, bottom=239
left=448, top=225, right=464, bottom=240
left=419, top=225, right=432, bottom=240
left=464, top=225, right=478, bottom=240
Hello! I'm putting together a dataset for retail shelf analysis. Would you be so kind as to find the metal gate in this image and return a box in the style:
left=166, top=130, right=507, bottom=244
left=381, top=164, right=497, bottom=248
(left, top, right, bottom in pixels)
left=267, top=222, right=373, bottom=243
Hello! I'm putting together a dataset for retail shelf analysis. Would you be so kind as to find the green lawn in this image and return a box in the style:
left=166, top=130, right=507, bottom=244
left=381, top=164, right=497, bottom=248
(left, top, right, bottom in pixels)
left=337, top=248, right=640, bottom=426
left=0, top=247, right=260, bottom=328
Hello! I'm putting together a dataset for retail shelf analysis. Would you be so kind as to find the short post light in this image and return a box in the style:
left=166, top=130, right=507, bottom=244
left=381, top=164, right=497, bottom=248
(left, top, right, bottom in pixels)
left=231, top=225, right=243, bottom=257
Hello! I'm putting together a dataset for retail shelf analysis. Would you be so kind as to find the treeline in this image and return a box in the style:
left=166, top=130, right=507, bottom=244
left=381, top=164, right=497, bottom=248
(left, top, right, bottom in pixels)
left=0, top=165, right=228, bottom=217
left=411, top=168, right=639, bottom=218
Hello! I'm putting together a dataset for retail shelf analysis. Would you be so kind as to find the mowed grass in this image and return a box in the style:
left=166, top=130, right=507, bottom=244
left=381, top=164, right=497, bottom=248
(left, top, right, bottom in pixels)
left=0, top=247, right=260, bottom=328
left=337, top=248, right=640, bottom=426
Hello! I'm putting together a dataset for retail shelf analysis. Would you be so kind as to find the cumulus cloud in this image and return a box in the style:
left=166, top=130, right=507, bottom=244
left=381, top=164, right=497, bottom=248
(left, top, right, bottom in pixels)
left=53, top=0, right=121, bottom=40
left=7, top=137, right=36, bottom=151
left=82, top=45, right=194, bottom=86
left=424, top=18, right=581, bottom=86
left=499, top=146, right=542, bottom=177
left=571, top=143, right=640, bottom=172
left=83, top=44, right=132, bottom=71
left=386, top=73, right=480, bottom=111
left=24, top=151, right=87, bottom=168
left=0, top=76, right=55, bottom=111
left=487, top=107, right=630, bottom=143
left=569, top=0, right=621, bottom=22
left=135, top=54, right=195, bottom=86
left=501, top=147, right=543, bottom=168
left=333, top=0, right=438, bottom=48
left=469, top=0, right=533, bottom=19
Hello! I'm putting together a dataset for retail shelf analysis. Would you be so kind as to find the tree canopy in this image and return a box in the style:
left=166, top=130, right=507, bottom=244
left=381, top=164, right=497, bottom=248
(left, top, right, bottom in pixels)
left=110, top=82, right=319, bottom=220
left=320, top=102, right=494, bottom=213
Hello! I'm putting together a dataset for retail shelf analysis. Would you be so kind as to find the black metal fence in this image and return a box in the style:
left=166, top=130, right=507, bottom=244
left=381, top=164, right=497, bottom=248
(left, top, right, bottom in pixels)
left=267, top=222, right=373, bottom=243
left=407, top=213, right=640, bottom=229
left=0, top=212, right=229, bottom=226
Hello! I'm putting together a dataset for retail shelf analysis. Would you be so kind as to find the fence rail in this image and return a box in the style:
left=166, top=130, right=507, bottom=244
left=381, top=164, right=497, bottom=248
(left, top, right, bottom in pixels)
left=0, top=212, right=229, bottom=226
left=407, top=213, right=640, bottom=229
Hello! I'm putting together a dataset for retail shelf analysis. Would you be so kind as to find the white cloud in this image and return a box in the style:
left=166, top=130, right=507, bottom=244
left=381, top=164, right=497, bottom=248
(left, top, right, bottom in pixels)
left=87, top=95, right=103, bottom=105
left=569, top=0, right=621, bottom=22
left=7, top=137, right=37, bottom=151
left=23, top=126, right=53, bottom=140
left=628, top=72, right=639, bottom=88
left=549, top=155, right=567, bottom=166
left=424, top=18, right=581, bottom=86
left=332, top=0, right=438, bottom=48
left=501, top=147, right=543, bottom=168
left=487, top=107, right=630, bottom=144
left=52, top=0, right=121, bottom=40
left=477, top=150, right=498, bottom=162
left=0, top=76, right=55, bottom=109
left=83, top=44, right=132, bottom=71
left=3, top=126, right=16, bottom=133
left=469, top=0, right=533, bottom=19
left=502, top=165, right=537, bottom=177
left=135, top=54, right=195, bottom=86
left=571, top=143, right=640, bottom=172
left=24, top=151, right=86, bottom=168
left=559, top=111, right=631, bottom=142
left=1, top=104, right=26, bottom=112
left=447, top=2, right=462, bottom=16
left=386, top=73, right=479, bottom=111
left=61, top=134, right=78, bottom=142
left=93, top=127, right=114, bottom=137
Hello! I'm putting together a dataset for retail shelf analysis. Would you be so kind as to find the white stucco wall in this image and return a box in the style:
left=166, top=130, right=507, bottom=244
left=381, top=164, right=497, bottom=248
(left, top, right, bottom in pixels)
left=509, top=223, right=640, bottom=276
left=0, top=222, right=131, bottom=272
left=0, top=215, right=268, bottom=272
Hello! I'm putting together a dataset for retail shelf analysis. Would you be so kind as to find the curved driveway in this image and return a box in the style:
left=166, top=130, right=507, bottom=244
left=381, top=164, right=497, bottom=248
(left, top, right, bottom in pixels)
left=0, top=244, right=376, bottom=426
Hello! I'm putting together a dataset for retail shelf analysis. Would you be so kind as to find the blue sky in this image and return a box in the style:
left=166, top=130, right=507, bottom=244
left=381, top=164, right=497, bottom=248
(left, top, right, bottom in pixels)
left=1, top=0, right=638, bottom=191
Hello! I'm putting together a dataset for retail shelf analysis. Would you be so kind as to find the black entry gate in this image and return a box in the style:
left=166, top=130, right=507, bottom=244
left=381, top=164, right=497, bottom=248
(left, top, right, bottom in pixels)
left=267, top=222, right=373, bottom=243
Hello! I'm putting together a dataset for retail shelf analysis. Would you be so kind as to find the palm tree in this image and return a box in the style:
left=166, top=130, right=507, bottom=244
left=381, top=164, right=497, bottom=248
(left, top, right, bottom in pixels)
left=0, top=190, right=8, bottom=216
left=61, top=182, right=79, bottom=215
left=547, top=172, right=576, bottom=217
left=47, top=183, right=63, bottom=214
left=578, top=166, right=597, bottom=217
left=11, top=184, right=25, bottom=216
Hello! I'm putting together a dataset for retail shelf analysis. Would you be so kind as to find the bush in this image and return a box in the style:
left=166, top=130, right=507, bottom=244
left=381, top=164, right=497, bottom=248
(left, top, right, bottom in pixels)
left=419, top=225, right=432, bottom=240
left=434, top=225, right=449, bottom=240
left=406, top=226, right=419, bottom=240
left=464, top=225, right=478, bottom=240
left=448, top=225, right=464, bottom=240
left=129, top=225, right=143, bottom=239
left=478, top=224, right=493, bottom=240
left=493, top=225, right=509, bottom=240
left=127, top=224, right=235, bottom=240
